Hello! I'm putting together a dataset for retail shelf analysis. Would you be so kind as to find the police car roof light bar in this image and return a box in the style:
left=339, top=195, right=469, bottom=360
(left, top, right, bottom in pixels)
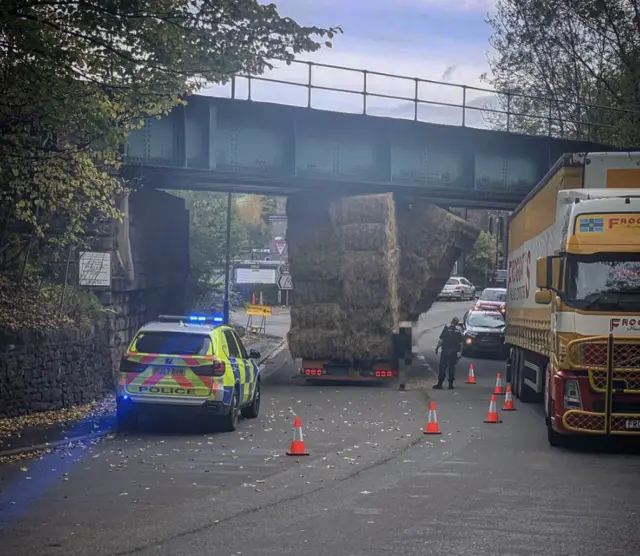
left=158, top=314, right=224, bottom=324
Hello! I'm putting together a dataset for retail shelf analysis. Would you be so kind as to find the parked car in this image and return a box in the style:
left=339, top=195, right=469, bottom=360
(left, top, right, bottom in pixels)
left=461, top=309, right=508, bottom=358
left=438, top=277, right=476, bottom=301
left=474, top=287, right=507, bottom=314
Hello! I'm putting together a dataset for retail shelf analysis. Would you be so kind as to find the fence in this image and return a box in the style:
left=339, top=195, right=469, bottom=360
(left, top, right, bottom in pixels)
left=213, top=59, right=631, bottom=143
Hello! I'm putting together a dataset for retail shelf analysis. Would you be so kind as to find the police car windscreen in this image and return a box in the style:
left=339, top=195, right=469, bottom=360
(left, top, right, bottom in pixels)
left=135, top=332, right=211, bottom=356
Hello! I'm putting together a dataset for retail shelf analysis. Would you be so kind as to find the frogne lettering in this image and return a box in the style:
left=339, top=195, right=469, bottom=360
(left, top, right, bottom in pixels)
left=138, top=386, right=196, bottom=395
left=610, top=318, right=640, bottom=332
left=609, top=217, right=640, bottom=228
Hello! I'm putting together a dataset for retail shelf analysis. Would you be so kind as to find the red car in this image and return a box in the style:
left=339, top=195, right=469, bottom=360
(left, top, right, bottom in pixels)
left=473, top=288, right=506, bottom=314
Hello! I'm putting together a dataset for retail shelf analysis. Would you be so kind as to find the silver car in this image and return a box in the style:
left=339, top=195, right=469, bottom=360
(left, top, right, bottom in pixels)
left=438, top=277, right=476, bottom=301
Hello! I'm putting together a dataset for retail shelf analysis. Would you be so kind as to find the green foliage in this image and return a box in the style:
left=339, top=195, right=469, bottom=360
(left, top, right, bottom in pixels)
left=261, top=197, right=280, bottom=225
left=0, top=1, right=340, bottom=273
left=465, top=232, right=497, bottom=284
left=0, top=276, right=107, bottom=331
left=484, top=0, right=640, bottom=145
left=177, top=192, right=249, bottom=309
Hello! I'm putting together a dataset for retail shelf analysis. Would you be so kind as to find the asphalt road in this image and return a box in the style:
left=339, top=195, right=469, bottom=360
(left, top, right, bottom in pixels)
left=2, top=301, right=640, bottom=556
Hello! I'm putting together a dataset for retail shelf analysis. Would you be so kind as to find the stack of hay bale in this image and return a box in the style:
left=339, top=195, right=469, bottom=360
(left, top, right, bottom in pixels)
left=287, top=192, right=480, bottom=362
left=396, top=198, right=480, bottom=321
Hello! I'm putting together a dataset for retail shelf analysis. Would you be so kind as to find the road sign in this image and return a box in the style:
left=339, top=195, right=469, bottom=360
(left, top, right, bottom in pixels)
left=278, top=274, right=293, bottom=290
left=247, top=304, right=272, bottom=317
left=278, top=263, right=290, bottom=275
left=274, top=239, right=287, bottom=256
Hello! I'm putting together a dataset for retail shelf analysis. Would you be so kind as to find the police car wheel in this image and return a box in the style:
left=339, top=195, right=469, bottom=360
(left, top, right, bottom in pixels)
left=222, top=388, right=240, bottom=432
left=241, top=380, right=261, bottom=419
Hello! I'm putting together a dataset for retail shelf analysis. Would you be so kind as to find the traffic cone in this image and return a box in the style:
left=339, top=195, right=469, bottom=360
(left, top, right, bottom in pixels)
left=423, top=402, right=442, bottom=435
left=493, top=372, right=505, bottom=395
left=251, top=292, right=257, bottom=305
left=484, top=395, right=503, bottom=423
left=286, top=416, right=310, bottom=456
left=465, top=364, right=476, bottom=384
left=502, top=384, right=516, bottom=411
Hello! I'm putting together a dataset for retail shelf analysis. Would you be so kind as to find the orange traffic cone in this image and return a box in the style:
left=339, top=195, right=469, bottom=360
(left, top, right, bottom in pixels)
left=465, top=364, right=476, bottom=384
left=286, top=416, right=309, bottom=456
left=423, top=402, right=442, bottom=435
left=251, top=292, right=257, bottom=305
left=502, top=384, right=516, bottom=411
left=493, top=372, right=505, bottom=395
left=484, top=395, right=503, bottom=424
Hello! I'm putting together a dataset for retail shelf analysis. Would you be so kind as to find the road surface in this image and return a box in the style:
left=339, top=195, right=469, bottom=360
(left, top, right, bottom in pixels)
left=1, top=301, right=639, bottom=556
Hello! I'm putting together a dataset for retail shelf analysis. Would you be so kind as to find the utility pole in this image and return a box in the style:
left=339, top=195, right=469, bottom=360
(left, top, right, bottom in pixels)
left=223, top=192, right=233, bottom=325
left=489, top=215, right=503, bottom=270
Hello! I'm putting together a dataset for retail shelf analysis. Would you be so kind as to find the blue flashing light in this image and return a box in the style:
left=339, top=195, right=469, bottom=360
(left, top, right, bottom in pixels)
left=187, top=314, right=224, bottom=325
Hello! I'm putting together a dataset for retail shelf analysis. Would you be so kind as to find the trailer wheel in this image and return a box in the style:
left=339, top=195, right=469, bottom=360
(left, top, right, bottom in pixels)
left=512, top=348, right=521, bottom=398
left=515, top=349, right=537, bottom=403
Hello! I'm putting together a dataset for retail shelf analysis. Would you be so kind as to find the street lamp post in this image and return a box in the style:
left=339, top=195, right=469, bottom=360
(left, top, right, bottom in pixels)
left=223, top=192, right=232, bottom=325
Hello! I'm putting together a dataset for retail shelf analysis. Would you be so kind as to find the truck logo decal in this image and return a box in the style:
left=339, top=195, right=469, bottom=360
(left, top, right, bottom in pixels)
left=609, top=216, right=640, bottom=229
left=508, top=250, right=531, bottom=300
left=579, top=217, right=604, bottom=233
left=610, top=318, right=640, bottom=332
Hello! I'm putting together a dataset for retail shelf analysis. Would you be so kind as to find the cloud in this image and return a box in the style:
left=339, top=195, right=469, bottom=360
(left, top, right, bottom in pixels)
left=416, top=0, right=497, bottom=11
left=198, top=0, right=502, bottom=129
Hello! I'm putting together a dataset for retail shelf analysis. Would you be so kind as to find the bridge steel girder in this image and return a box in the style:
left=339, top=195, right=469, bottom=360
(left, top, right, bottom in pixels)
left=123, top=96, right=619, bottom=209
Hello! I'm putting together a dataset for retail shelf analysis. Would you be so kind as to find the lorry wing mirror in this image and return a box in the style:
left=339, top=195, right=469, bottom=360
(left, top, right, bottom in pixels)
left=536, top=256, right=549, bottom=288
left=536, top=255, right=561, bottom=290
left=535, top=290, right=552, bottom=305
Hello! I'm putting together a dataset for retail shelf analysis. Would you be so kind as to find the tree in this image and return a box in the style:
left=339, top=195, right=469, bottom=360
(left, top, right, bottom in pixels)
left=483, top=0, right=640, bottom=145
left=0, top=1, right=340, bottom=277
left=178, top=192, right=249, bottom=310
left=235, top=195, right=280, bottom=252
left=465, top=232, right=497, bottom=285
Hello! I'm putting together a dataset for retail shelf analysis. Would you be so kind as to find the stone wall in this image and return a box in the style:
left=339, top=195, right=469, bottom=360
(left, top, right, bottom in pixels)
left=0, top=188, right=191, bottom=418
left=0, top=324, right=113, bottom=418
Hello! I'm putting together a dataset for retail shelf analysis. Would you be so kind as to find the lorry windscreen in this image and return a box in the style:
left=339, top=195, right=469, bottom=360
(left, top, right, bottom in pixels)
left=565, top=253, right=640, bottom=309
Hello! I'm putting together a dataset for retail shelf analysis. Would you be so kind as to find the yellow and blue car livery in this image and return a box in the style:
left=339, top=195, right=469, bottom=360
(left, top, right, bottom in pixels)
left=116, top=314, right=262, bottom=432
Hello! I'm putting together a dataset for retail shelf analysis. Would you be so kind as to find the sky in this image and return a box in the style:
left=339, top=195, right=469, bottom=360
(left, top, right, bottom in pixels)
left=204, top=0, right=500, bottom=128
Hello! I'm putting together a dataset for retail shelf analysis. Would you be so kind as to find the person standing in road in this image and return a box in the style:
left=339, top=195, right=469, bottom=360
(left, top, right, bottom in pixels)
left=434, top=316, right=463, bottom=390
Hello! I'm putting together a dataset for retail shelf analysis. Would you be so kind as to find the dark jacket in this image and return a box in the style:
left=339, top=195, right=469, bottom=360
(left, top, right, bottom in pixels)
left=439, top=325, right=463, bottom=353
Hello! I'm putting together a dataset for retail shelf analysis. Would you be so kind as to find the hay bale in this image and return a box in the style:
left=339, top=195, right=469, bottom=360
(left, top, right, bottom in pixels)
left=343, top=331, right=394, bottom=360
left=331, top=193, right=394, bottom=226
left=290, top=303, right=343, bottom=329
left=337, top=223, right=392, bottom=252
left=287, top=328, right=349, bottom=360
left=395, top=199, right=479, bottom=321
left=290, top=245, right=340, bottom=281
left=293, top=280, right=341, bottom=304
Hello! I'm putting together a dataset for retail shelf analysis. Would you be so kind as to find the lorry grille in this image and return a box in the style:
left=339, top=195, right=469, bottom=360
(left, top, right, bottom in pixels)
left=563, top=410, right=640, bottom=434
left=567, top=338, right=640, bottom=394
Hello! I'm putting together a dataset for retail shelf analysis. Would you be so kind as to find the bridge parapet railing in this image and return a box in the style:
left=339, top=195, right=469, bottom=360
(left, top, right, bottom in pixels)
left=205, top=59, right=629, bottom=143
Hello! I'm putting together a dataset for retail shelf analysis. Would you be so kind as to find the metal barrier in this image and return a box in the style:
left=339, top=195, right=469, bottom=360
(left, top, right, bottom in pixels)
left=223, top=59, right=631, bottom=141
left=563, top=334, right=640, bottom=435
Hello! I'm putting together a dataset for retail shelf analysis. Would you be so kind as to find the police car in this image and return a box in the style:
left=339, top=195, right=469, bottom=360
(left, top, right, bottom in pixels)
left=116, top=314, right=262, bottom=432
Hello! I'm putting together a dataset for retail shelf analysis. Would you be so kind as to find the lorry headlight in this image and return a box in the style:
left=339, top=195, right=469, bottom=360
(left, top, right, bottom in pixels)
left=564, top=379, right=582, bottom=409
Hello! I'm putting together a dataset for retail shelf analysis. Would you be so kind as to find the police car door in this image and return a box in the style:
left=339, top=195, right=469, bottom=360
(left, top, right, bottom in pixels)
left=223, top=330, right=248, bottom=403
left=231, top=330, right=256, bottom=404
